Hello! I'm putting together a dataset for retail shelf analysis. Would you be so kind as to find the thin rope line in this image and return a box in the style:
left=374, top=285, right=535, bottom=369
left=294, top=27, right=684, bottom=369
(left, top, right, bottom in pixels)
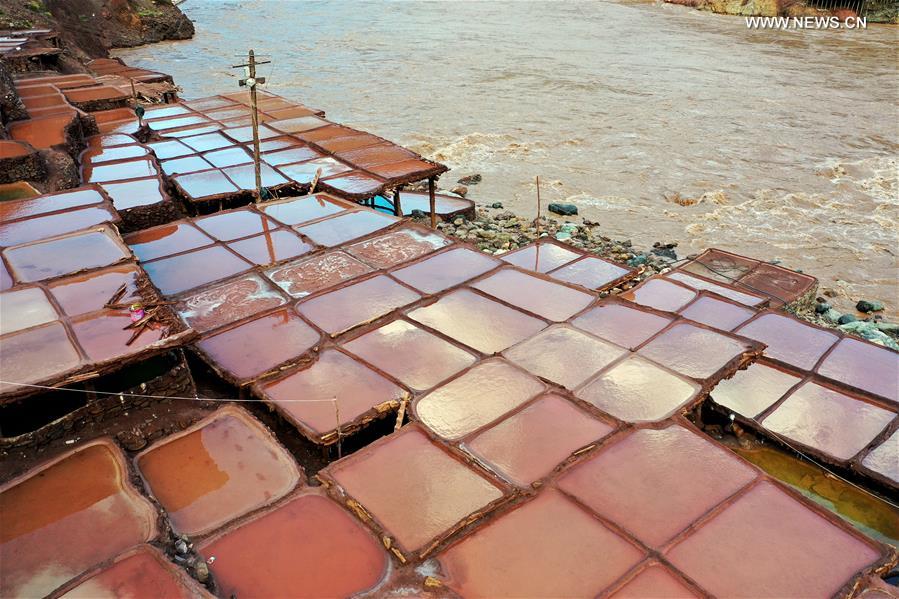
left=0, top=380, right=336, bottom=403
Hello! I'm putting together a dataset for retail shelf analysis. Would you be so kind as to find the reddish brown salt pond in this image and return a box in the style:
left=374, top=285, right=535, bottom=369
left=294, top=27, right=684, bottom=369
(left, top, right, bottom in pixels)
left=70, top=309, right=165, bottom=361
left=0, top=206, right=118, bottom=247
left=576, top=355, right=700, bottom=422
left=60, top=545, right=207, bottom=599
left=259, top=194, right=348, bottom=226
left=258, top=349, right=405, bottom=442
left=861, top=430, right=898, bottom=485
left=637, top=322, right=756, bottom=380
left=414, top=359, right=544, bottom=440
left=710, top=360, right=802, bottom=418
left=571, top=302, right=673, bottom=350
left=342, top=319, right=477, bottom=391
left=391, top=247, right=499, bottom=295
left=0, top=440, right=156, bottom=598
left=276, top=157, right=353, bottom=182
left=142, top=246, right=252, bottom=295
left=679, top=248, right=758, bottom=283
left=137, top=407, right=300, bottom=536
left=500, top=241, right=581, bottom=273
left=666, top=271, right=767, bottom=307
left=197, top=308, right=320, bottom=383
left=323, top=426, right=506, bottom=556
left=666, top=480, right=884, bottom=598
left=47, top=264, right=139, bottom=316
left=264, top=250, right=372, bottom=298
left=503, top=324, right=627, bottom=389
left=346, top=228, right=452, bottom=269
left=198, top=492, right=387, bottom=597
left=125, top=222, right=213, bottom=262
left=9, top=114, right=74, bottom=149
left=438, top=489, right=643, bottom=597
left=83, top=158, right=159, bottom=184
left=678, top=293, right=756, bottom=331
left=548, top=255, right=632, bottom=290
left=619, top=278, right=697, bottom=313
left=465, top=394, right=614, bottom=486
left=558, top=424, right=757, bottom=547
left=408, top=288, right=546, bottom=354
left=100, top=177, right=167, bottom=210
left=3, top=227, right=130, bottom=283
left=296, top=274, right=420, bottom=336
left=761, top=380, right=895, bottom=461
left=736, top=312, right=839, bottom=370
left=0, top=286, right=59, bottom=335
left=608, top=562, right=699, bottom=598
left=178, top=273, right=286, bottom=333
left=223, top=163, right=288, bottom=189
left=816, top=337, right=899, bottom=404
left=173, top=169, right=240, bottom=200
left=0, top=187, right=104, bottom=221
left=295, top=210, right=397, bottom=247
left=228, top=229, right=313, bottom=265
left=472, top=269, right=594, bottom=322
left=738, top=263, right=816, bottom=306
left=0, top=322, right=82, bottom=394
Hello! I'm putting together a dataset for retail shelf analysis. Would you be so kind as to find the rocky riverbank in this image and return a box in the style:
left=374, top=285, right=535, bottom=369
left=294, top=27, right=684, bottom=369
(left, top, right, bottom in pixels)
left=664, top=0, right=897, bottom=22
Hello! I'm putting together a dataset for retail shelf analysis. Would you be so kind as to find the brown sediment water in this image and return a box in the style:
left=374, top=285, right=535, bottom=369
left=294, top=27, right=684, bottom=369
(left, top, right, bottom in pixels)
left=726, top=440, right=899, bottom=547
left=115, top=0, right=897, bottom=317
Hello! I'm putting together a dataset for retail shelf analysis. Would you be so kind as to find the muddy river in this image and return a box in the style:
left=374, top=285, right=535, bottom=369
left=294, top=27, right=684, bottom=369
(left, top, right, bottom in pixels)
left=115, top=0, right=899, bottom=315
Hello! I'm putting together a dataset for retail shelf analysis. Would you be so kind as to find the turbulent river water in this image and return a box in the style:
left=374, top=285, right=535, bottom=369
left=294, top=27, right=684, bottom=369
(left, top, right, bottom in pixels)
left=115, top=0, right=899, bottom=314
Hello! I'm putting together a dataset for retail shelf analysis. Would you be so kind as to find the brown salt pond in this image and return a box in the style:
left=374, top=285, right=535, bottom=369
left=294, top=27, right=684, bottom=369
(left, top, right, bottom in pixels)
left=198, top=492, right=387, bottom=598
left=736, top=312, right=839, bottom=371
left=665, top=480, right=885, bottom=598
left=342, top=319, right=477, bottom=392
left=438, top=489, right=643, bottom=597
left=3, top=227, right=130, bottom=283
left=575, top=355, right=700, bottom=423
left=500, top=241, right=581, bottom=273
left=258, top=349, right=405, bottom=442
left=465, top=394, right=614, bottom=487
left=414, top=359, right=544, bottom=440
left=0, top=440, right=156, bottom=598
left=816, top=337, right=899, bottom=405
left=295, top=210, right=396, bottom=247
left=323, top=426, right=506, bottom=556
left=197, top=308, right=320, bottom=383
left=136, top=407, right=300, bottom=536
left=548, top=256, right=632, bottom=290
left=70, top=309, right=166, bottom=361
left=666, top=271, right=767, bottom=307
left=264, top=250, right=372, bottom=298
left=619, top=278, right=697, bottom=313
left=297, top=274, right=420, bottom=336
left=60, top=545, right=208, bottom=598
left=503, top=324, right=626, bottom=390
left=637, top=322, right=756, bottom=381
left=390, top=246, right=499, bottom=295
left=710, top=360, right=803, bottom=418
left=142, top=245, right=252, bottom=295
left=408, top=288, right=546, bottom=354
left=178, top=273, right=287, bottom=333
left=608, top=562, right=699, bottom=598
left=346, top=228, right=451, bottom=269
left=760, top=381, right=895, bottom=462
left=571, top=302, right=673, bottom=350
left=471, top=268, right=594, bottom=322
left=558, top=424, right=757, bottom=547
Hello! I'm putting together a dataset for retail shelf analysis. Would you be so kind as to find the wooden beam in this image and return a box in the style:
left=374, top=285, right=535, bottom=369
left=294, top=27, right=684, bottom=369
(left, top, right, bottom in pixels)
left=428, top=177, right=437, bottom=228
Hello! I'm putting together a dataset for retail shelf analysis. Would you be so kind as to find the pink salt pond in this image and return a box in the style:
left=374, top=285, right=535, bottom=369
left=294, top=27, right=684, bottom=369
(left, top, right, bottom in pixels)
left=736, top=312, right=839, bottom=371
left=0, top=187, right=104, bottom=222
left=0, top=206, right=119, bottom=248
left=3, top=227, right=130, bottom=283
left=323, top=426, right=506, bottom=557
left=173, top=169, right=240, bottom=200
left=619, top=278, right=697, bottom=313
left=228, top=229, right=313, bottom=265
left=264, top=250, right=372, bottom=298
left=678, top=293, right=756, bottom=331
left=125, top=222, right=213, bottom=262
left=0, top=322, right=82, bottom=394
left=0, top=286, right=59, bottom=335
left=342, top=319, right=477, bottom=391
left=345, top=228, right=452, bottom=269
left=136, top=407, right=300, bottom=536
left=710, top=360, right=802, bottom=418
left=571, top=302, right=673, bottom=350
left=198, top=493, right=387, bottom=598
left=100, top=177, right=166, bottom=210
left=609, top=563, right=698, bottom=598
left=666, top=271, right=767, bottom=307
left=637, top=322, right=755, bottom=380
left=258, top=349, right=405, bottom=442
left=391, top=246, right=499, bottom=295
left=576, top=355, right=701, bottom=423
left=760, top=380, right=895, bottom=461
left=438, top=489, right=643, bottom=598
left=70, top=309, right=166, bottom=362
left=465, top=394, right=614, bottom=486
left=666, top=480, right=884, bottom=598
left=259, top=194, right=348, bottom=226
left=297, top=274, right=420, bottom=336
left=60, top=545, right=207, bottom=599
left=557, top=424, right=757, bottom=547
left=500, top=241, right=581, bottom=273
left=177, top=273, right=286, bottom=333
left=142, top=246, right=252, bottom=295
left=0, top=440, right=157, bottom=598
left=861, top=430, right=898, bottom=484
left=816, top=337, right=899, bottom=404
left=223, top=163, right=289, bottom=190
left=414, top=359, right=545, bottom=440
left=548, top=256, right=632, bottom=290
left=193, top=209, right=278, bottom=241
left=197, top=308, right=320, bottom=383
left=503, top=324, right=627, bottom=389
left=408, top=288, right=546, bottom=354
left=472, top=269, right=594, bottom=322
left=295, top=210, right=397, bottom=247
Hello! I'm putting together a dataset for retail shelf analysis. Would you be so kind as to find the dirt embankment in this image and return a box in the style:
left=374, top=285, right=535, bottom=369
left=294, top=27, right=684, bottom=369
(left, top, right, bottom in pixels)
left=0, top=0, right=194, bottom=67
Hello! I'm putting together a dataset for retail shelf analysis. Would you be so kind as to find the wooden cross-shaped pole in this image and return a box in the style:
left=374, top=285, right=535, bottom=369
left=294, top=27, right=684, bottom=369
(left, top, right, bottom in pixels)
left=233, top=49, right=270, bottom=202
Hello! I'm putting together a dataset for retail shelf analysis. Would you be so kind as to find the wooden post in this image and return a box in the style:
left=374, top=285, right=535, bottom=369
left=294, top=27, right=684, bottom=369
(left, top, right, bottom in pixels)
left=393, top=187, right=403, bottom=217
left=428, top=177, right=437, bottom=228
left=233, top=49, right=270, bottom=203
left=535, top=175, right=542, bottom=272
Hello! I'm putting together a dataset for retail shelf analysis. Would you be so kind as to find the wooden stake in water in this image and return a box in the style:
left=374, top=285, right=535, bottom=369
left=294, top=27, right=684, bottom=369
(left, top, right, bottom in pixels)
left=333, top=397, right=342, bottom=459
left=233, top=49, right=270, bottom=202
